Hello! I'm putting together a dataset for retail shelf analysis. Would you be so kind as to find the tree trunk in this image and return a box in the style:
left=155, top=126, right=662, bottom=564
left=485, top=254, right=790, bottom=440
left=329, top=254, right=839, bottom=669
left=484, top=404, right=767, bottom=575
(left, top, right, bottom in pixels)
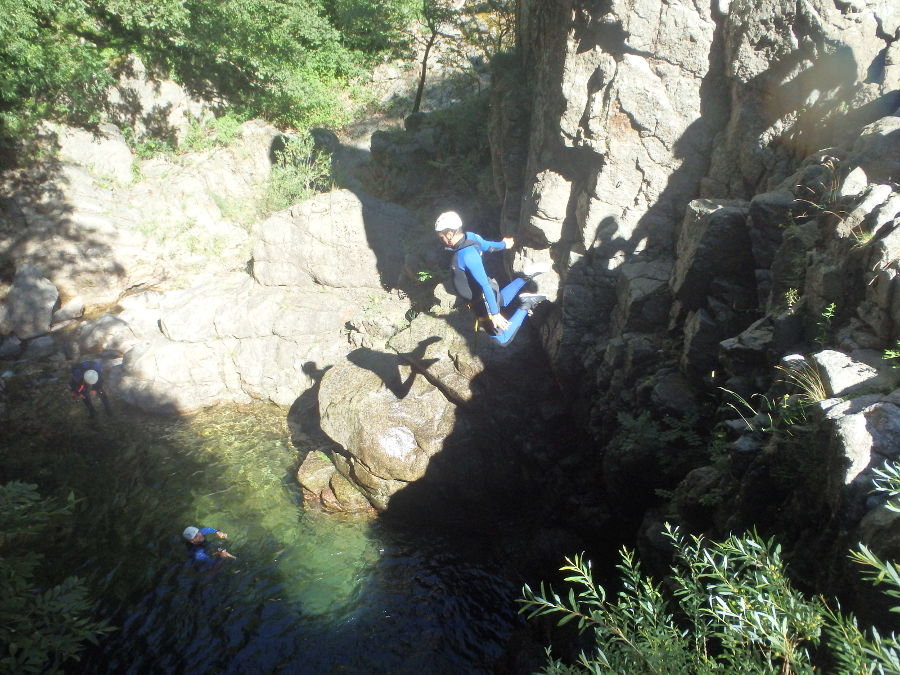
left=412, top=31, right=438, bottom=114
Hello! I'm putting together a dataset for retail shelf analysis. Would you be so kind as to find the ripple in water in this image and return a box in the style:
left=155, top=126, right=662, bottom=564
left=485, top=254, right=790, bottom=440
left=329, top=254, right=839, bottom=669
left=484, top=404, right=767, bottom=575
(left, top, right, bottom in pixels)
left=9, top=404, right=523, bottom=674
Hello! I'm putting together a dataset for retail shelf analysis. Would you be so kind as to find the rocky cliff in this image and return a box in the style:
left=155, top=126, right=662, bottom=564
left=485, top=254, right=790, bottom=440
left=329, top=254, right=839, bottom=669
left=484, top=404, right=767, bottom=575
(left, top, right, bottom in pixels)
left=488, top=0, right=899, bottom=599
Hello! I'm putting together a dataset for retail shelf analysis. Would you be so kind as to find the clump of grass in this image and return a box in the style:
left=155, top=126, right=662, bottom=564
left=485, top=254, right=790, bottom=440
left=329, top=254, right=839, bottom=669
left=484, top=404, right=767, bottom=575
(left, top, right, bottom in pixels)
left=720, top=387, right=807, bottom=434
left=776, top=358, right=828, bottom=404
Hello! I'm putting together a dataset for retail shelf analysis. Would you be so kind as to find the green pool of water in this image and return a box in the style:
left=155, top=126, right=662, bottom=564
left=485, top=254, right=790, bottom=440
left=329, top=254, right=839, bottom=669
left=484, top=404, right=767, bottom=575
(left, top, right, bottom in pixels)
left=1, top=375, right=519, bottom=673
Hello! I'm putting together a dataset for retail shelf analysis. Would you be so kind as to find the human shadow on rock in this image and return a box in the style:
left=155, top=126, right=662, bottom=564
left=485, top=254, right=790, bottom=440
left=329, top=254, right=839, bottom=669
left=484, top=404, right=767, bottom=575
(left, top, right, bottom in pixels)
left=346, top=337, right=441, bottom=400
left=287, top=361, right=333, bottom=450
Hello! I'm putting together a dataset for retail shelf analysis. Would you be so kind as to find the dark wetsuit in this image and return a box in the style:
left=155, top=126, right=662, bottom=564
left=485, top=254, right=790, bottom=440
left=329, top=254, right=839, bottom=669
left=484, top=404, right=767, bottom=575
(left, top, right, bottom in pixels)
left=69, top=361, right=112, bottom=418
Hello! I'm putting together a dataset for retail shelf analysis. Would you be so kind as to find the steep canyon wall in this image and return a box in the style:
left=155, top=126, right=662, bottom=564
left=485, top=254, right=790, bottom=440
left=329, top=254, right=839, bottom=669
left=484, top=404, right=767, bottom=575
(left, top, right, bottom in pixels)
left=501, top=0, right=897, bottom=380
left=496, top=0, right=900, bottom=591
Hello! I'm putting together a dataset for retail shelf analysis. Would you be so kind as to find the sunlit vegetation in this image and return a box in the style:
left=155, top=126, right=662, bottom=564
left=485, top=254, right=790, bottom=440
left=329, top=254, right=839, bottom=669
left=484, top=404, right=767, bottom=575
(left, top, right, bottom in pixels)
left=520, top=464, right=900, bottom=674
left=0, top=481, right=114, bottom=673
left=0, top=0, right=423, bottom=146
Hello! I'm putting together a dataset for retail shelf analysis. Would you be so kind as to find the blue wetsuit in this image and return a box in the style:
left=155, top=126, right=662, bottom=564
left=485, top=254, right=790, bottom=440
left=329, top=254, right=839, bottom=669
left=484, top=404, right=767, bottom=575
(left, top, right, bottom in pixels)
left=186, top=527, right=221, bottom=563
left=453, top=233, right=529, bottom=346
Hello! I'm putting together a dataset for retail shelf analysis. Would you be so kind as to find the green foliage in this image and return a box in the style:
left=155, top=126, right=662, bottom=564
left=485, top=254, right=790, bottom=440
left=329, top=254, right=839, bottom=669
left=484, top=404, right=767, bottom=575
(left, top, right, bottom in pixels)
left=0, top=0, right=114, bottom=138
left=519, top=527, right=900, bottom=674
left=871, top=462, right=900, bottom=513
left=425, top=94, right=492, bottom=195
left=0, top=0, right=425, bottom=149
left=446, top=0, right=517, bottom=67
left=263, top=134, right=333, bottom=215
left=522, top=464, right=900, bottom=674
left=521, top=527, right=825, bottom=673
left=720, top=387, right=807, bottom=435
left=0, top=481, right=113, bottom=673
left=884, top=341, right=900, bottom=370
left=323, top=0, right=420, bottom=54
left=815, top=302, right=837, bottom=348
left=614, top=411, right=703, bottom=453
left=179, top=111, right=245, bottom=153
left=827, top=461, right=900, bottom=671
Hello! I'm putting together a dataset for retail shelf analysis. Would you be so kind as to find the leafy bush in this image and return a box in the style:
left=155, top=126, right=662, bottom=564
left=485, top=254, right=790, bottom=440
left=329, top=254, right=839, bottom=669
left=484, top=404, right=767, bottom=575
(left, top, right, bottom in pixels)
left=0, top=481, right=113, bottom=673
left=322, top=0, right=420, bottom=54
left=520, top=465, right=900, bottom=674
left=263, top=134, right=333, bottom=214
left=179, top=111, right=246, bottom=153
left=425, top=93, right=493, bottom=196
left=0, top=0, right=114, bottom=140
left=0, top=0, right=422, bottom=151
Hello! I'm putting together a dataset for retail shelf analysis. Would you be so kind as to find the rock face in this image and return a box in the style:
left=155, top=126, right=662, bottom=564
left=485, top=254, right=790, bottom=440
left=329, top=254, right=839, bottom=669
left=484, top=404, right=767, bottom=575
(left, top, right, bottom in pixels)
left=0, top=264, right=58, bottom=339
left=39, top=122, right=134, bottom=184
left=106, top=177, right=429, bottom=415
left=471, top=0, right=900, bottom=597
left=3, top=59, right=566, bottom=519
left=501, top=0, right=898, bottom=377
left=251, top=189, right=416, bottom=290
left=0, top=120, right=279, bottom=309
left=116, top=275, right=357, bottom=412
left=105, top=55, right=212, bottom=146
left=3, top=2, right=899, bottom=599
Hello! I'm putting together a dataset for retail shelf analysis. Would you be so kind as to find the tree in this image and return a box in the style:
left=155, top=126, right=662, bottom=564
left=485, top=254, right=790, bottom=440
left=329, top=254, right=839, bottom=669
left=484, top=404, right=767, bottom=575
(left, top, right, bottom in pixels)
left=0, top=0, right=422, bottom=150
left=322, top=0, right=420, bottom=54
left=409, top=0, right=516, bottom=113
left=410, top=0, right=453, bottom=113
left=0, top=482, right=113, bottom=673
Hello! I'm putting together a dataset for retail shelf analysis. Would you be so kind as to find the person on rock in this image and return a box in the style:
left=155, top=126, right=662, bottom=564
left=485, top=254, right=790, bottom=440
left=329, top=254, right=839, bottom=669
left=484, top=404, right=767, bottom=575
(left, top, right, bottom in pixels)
left=435, top=210, right=549, bottom=346
left=182, top=526, right=236, bottom=563
left=69, top=360, right=112, bottom=419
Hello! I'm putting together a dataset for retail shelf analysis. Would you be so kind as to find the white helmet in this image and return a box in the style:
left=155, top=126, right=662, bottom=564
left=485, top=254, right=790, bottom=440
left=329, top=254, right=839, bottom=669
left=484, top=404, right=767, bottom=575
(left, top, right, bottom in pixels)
left=434, top=211, right=462, bottom=232
left=83, top=369, right=99, bottom=385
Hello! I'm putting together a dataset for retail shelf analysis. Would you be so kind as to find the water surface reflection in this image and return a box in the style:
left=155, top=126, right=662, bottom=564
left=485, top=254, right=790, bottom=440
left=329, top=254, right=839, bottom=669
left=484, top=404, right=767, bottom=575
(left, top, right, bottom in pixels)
left=46, top=405, right=522, bottom=674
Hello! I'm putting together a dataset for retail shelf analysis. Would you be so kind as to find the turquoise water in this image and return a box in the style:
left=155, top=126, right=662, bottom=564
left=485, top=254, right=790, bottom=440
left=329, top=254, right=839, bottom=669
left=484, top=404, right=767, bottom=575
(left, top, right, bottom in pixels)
left=2, top=387, right=520, bottom=673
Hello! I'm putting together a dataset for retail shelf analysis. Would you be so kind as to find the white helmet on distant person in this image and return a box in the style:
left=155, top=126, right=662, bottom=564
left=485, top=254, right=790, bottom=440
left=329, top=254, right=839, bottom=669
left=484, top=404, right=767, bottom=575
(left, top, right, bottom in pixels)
left=434, top=211, right=463, bottom=232
left=83, top=369, right=99, bottom=385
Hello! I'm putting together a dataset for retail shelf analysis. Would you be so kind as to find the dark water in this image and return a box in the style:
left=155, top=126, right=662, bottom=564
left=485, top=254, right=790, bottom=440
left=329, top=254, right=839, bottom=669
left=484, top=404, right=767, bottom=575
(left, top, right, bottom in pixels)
left=2, top=384, right=522, bottom=674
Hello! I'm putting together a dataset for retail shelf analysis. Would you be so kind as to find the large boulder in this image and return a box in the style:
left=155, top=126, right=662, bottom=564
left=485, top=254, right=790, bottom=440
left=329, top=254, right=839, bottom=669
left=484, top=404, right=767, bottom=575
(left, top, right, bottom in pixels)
left=847, top=114, right=900, bottom=185
left=812, top=390, right=900, bottom=487
left=251, top=189, right=418, bottom=290
left=0, top=264, right=58, bottom=340
left=116, top=274, right=358, bottom=412
left=812, top=349, right=900, bottom=398
left=612, top=259, right=673, bottom=335
left=39, top=121, right=133, bottom=184
left=670, top=199, right=754, bottom=311
left=105, top=55, right=212, bottom=147
left=318, top=355, right=459, bottom=510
